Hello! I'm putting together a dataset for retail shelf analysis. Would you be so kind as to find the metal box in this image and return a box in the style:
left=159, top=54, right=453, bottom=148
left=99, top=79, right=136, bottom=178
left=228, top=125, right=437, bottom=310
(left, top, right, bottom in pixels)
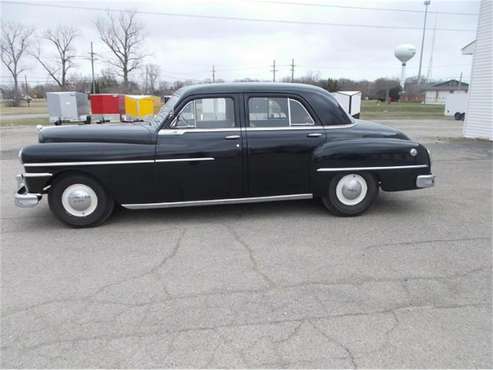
left=333, top=91, right=362, bottom=118
left=46, top=92, right=90, bottom=125
left=123, top=95, right=161, bottom=121
left=90, top=94, right=124, bottom=123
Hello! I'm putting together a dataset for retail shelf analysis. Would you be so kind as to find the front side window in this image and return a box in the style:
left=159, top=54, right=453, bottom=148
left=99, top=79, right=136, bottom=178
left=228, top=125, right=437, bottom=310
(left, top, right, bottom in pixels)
left=174, top=97, right=236, bottom=129
left=248, top=97, right=314, bottom=127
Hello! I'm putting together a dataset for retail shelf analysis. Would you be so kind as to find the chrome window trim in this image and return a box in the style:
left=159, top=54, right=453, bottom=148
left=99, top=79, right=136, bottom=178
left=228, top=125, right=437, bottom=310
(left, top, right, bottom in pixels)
left=316, top=164, right=429, bottom=172
left=122, top=193, right=313, bottom=210
left=23, top=173, right=53, bottom=178
left=159, top=128, right=241, bottom=135
left=159, top=122, right=357, bottom=135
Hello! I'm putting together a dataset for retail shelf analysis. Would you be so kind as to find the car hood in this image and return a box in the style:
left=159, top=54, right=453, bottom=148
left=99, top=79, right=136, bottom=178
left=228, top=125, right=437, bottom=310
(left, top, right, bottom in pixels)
left=352, top=119, right=410, bottom=140
left=38, top=123, right=155, bottom=144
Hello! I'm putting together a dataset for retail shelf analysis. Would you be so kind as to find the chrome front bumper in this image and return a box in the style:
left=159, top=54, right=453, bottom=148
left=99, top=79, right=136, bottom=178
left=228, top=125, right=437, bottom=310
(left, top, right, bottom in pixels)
left=416, top=174, right=435, bottom=188
left=15, top=174, right=41, bottom=208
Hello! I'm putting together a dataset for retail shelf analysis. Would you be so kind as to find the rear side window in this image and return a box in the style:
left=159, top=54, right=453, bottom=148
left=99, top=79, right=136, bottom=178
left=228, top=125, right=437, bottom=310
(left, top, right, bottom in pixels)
left=248, top=97, right=314, bottom=127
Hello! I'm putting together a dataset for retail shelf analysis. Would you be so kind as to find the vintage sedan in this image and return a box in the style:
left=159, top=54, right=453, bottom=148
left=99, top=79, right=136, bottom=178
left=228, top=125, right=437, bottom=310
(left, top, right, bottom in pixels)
left=16, top=83, right=435, bottom=227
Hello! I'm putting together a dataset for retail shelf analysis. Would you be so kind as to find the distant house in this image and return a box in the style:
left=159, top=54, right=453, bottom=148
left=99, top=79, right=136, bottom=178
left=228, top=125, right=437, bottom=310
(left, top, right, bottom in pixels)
left=461, top=0, right=492, bottom=141
left=423, top=79, right=469, bottom=105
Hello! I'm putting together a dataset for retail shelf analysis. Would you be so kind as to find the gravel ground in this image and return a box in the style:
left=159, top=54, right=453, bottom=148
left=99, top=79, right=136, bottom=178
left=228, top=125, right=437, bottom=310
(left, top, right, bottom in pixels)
left=1, top=119, right=491, bottom=368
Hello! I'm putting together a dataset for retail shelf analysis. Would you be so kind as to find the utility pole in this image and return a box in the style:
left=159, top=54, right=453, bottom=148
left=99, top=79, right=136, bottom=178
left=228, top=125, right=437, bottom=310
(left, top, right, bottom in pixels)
left=458, top=72, right=463, bottom=89
left=212, top=65, right=216, bottom=83
left=290, top=58, right=295, bottom=82
left=24, top=74, right=30, bottom=107
left=426, top=16, right=437, bottom=81
left=417, top=0, right=431, bottom=86
left=270, top=59, right=278, bottom=82
left=90, top=41, right=96, bottom=94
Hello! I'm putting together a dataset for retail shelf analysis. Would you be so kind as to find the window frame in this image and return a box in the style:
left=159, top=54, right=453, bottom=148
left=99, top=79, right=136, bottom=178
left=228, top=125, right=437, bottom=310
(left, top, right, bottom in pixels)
left=247, top=96, right=316, bottom=128
left=170, top=96, right=238, bottom=130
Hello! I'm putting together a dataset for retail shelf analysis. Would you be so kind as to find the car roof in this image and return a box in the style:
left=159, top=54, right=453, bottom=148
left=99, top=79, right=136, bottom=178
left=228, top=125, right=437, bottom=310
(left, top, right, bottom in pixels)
left=177, top=82, right=330, bottom=96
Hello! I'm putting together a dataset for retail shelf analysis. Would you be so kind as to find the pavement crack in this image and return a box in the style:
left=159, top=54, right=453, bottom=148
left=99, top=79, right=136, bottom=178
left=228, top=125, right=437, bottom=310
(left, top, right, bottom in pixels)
left=363, top=236, right=491, bottom=251
left=226, top=224, right=277, bottom=289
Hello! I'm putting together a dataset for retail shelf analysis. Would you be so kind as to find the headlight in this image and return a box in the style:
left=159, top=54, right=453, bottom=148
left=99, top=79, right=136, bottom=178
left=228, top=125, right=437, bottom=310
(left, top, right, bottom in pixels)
left=18, top=148, right=23, bottom=163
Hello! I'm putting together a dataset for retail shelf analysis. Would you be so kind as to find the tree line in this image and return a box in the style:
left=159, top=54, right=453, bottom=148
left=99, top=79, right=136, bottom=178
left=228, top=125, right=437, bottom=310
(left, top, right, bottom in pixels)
left=1, top=9, right=429, bottom=106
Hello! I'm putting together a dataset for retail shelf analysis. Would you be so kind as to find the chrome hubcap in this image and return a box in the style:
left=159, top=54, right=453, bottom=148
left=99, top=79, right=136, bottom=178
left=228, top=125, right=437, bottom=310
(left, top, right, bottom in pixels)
left=61, top=184, right=98, bottom=217
left=336, top=174, right=368, bottom=206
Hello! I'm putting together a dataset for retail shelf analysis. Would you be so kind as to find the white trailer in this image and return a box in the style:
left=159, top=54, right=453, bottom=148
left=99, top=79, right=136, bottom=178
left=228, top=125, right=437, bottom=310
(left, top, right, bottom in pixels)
left=46, top=92, right=90, bottom=125
left=332, top=91, right=362, bottom=118
left=445, top=93, right=468, bottom=120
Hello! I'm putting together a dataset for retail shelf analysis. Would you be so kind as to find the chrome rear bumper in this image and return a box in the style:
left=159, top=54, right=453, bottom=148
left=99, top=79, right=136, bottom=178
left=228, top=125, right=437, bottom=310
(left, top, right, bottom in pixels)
left=416, top=174, right=435, bottom=188
left=15, top=174, right=41, bottom=208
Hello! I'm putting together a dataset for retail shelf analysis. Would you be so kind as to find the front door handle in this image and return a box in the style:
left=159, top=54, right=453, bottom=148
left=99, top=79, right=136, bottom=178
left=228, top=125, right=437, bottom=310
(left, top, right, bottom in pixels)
left=307, top=132, right=322, bottom=137
left=224, top=135, right=240, bottom=140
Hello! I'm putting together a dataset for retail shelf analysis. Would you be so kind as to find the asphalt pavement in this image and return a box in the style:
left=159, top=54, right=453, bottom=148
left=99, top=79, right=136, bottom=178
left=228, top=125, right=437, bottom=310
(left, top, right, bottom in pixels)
left=1, top=119, right=491, bottom=368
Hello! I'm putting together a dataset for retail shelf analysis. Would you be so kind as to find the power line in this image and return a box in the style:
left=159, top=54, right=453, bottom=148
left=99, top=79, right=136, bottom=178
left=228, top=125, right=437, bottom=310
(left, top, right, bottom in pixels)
left=248, top=0, right=479, bottom=16
left=2, top=1, right=476, bottom=32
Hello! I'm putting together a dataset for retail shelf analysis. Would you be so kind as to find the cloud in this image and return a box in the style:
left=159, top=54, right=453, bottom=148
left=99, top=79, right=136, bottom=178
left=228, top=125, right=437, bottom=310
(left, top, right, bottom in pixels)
left=0, top=0, right=479, bottom=84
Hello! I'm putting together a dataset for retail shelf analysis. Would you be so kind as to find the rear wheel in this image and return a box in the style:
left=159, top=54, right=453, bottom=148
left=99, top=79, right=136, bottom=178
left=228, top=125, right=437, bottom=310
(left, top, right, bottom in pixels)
left=322, top=173, right=378, bottom=216
left=48, top=174, right=114, bottom=227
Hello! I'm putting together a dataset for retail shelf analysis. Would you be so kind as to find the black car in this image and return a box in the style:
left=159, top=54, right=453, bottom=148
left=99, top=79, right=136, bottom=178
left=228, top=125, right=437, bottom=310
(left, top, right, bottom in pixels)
left=16, top=83, right=435, bottom=227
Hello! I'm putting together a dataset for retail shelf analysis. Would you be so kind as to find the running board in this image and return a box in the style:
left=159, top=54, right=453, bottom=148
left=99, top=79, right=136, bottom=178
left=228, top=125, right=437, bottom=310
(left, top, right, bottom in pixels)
left=121, top=193, right=313, bottom=210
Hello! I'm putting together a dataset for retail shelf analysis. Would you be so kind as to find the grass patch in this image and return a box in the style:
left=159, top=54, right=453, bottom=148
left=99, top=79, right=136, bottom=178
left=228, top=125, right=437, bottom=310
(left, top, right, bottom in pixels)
left=360, top=100, right=445, bottom=120
left=0, top=99, right=48, bottom=115
left=0, top=117, right=48, bottom=127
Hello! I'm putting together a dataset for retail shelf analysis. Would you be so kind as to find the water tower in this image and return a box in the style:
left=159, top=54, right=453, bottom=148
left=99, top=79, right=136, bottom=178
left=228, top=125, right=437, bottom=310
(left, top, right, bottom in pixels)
left=395, top=44, right=417, bottom=88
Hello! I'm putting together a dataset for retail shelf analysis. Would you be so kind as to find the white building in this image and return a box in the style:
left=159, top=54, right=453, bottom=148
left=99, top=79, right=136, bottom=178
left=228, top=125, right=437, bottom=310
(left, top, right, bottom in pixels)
left=462, top=0, right=493, bottom=141
left=423, top=80, right=468, bottom=105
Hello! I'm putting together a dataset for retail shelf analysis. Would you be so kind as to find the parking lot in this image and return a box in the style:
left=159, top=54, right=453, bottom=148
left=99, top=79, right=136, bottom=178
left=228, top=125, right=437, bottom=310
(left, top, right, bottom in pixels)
left=1, top=119, right=491, bottom=368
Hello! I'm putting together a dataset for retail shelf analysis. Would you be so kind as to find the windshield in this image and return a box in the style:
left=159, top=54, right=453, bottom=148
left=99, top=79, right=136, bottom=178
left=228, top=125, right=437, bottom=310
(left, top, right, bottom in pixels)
left=148, top=94, right=179, bottom=127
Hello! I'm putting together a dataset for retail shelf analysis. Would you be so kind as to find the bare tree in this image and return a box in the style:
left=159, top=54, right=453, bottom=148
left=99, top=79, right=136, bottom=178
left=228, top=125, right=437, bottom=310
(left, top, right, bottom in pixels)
left=96, top=10, right=146, bottom=89
left=0, top=22, right=34, bottom=106
left=144, top=63, right=160, bottom=94
left=33, top=26, right=78, bottom=89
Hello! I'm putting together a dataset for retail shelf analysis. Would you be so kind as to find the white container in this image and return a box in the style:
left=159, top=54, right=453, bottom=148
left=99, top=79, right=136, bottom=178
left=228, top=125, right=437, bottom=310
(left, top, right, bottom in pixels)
left=333, top=91, right=362, bottom=118
left=445, top=93, right=468, bottom=120
left=46, top=92, right=90, bottom=125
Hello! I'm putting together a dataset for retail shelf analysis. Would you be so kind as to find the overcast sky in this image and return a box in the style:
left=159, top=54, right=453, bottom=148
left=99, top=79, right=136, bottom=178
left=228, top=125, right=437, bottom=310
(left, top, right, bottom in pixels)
left=0, top=0, right=480, bottom=86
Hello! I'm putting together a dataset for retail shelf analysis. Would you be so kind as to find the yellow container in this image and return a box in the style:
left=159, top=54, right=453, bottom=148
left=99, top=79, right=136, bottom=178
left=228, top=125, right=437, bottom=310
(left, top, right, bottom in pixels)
left=124, top=95, right=161, bottom=120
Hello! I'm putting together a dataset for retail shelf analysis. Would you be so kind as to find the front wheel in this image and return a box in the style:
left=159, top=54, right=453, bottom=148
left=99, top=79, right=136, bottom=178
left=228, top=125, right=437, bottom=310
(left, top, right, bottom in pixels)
left=321, top=173, right=379, bottom=216
left=48, top=174, right=114, bottom=227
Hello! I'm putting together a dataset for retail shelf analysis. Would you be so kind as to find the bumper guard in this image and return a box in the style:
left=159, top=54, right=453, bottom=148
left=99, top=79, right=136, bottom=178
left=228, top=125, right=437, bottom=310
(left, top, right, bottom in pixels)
left=416, top=174, right=435, bottom=188
left=15, top=174, right=42, bottom=208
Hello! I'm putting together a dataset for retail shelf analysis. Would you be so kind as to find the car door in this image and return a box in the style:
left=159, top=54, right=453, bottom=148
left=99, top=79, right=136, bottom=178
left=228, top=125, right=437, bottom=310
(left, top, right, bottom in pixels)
left=245, top=94, right=326, bottom=196
left=155, top=94, right=244, bottom=202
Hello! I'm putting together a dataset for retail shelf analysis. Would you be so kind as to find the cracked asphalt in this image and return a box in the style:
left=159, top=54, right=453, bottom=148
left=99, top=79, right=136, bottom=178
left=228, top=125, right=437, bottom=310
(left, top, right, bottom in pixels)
left=1, top=119, right=492, bottom=368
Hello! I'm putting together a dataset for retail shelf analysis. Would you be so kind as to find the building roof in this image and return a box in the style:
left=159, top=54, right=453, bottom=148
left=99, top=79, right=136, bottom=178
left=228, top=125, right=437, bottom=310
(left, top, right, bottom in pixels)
left=462, top=40, right=476, bottom=55
left=425, top=79, right=469, bottom=91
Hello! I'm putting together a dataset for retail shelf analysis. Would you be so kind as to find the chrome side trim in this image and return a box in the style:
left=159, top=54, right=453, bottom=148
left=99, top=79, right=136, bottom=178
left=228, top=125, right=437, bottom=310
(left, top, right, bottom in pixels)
left=155, top=157, right=214, bottom=163
left=122, top=193, right=313, bottom=210
left=24, top=160, right=155, bottom=167
left=158, top=123, right=356, bottom=135
left=317, top=164, right=429, bottom=172
left=23, top=173, right=53, bottom=178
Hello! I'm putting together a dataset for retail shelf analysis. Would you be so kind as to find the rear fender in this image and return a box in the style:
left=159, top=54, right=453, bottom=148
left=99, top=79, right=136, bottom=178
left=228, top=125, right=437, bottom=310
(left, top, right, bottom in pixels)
left=311, top=138, right=431, bottom=194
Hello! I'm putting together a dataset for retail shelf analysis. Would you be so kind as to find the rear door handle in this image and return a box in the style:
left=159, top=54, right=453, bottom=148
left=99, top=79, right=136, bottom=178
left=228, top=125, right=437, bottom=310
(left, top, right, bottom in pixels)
left=224, top=135, right=240, bottom=140
left=307, top=133, right=322, bottom=137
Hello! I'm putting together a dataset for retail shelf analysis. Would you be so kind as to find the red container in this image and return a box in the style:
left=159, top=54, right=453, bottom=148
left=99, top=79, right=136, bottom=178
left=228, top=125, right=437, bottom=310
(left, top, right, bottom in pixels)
left=90, top=94, right=123, bottom=115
